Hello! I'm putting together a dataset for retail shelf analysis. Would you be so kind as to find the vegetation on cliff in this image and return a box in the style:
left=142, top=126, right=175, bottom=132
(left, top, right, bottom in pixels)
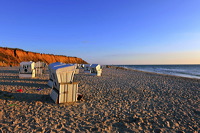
left=0, top=47, right=88, bottom=66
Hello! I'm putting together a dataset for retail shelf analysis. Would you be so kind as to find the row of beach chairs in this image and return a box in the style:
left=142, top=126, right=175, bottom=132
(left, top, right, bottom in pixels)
left=18, top=61, right=103, bottom=104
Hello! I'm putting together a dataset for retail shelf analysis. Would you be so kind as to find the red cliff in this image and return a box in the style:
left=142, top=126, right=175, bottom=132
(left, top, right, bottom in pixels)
left=0, top=47, right=88, bottom=66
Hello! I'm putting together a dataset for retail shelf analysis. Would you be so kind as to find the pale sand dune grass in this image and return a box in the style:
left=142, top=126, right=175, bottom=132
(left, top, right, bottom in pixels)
left=0, top=67, right=199, bottom=132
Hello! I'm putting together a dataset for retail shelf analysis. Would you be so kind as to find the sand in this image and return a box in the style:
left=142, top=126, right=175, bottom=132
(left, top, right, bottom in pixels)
left=0, top=66, right=199, bottom=132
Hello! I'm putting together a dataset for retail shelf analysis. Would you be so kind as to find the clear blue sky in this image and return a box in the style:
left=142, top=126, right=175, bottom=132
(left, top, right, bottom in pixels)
left=0, top=0, right=200, bottom=64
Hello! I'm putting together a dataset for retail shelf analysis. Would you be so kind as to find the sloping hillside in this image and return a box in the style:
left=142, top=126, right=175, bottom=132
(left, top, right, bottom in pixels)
left=0, top=47, right=88, bottom=66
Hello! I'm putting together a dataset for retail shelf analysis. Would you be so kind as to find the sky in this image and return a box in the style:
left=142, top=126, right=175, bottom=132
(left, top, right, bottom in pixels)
left=0, top=0, right=200, bottom=65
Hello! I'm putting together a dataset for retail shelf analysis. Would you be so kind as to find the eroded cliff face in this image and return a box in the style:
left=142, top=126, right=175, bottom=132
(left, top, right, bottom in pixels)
left=0, top=47, right=88, bottom=66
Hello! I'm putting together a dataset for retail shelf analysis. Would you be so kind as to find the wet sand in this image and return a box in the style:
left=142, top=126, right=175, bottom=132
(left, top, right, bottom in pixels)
left=0, top=67, right=199, bottom=132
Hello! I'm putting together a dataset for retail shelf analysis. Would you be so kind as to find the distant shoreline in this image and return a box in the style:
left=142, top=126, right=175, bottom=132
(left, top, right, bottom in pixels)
left=107, top=65, right=200, bottom=80
left=110, top=64, right=200, bottom=80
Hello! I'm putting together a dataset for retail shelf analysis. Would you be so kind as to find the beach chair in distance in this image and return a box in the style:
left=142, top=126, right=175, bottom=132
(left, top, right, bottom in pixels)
left=35, top=61, right=46, bottom=77
left=90, top=64, right=102, bottom=76
left=19, top=61, right=36, bottom=78
left=80, top=64, right=84, bottom=69
left=84, top=64, right=91, bottom=74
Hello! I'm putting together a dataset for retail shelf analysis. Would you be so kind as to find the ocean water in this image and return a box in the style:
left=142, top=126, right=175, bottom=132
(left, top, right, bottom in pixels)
left=115, top=65, right=200, bottom=79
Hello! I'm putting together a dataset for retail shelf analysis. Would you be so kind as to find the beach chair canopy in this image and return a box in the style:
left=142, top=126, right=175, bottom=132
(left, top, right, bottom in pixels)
left=51, top=64, right=76, bottom=84
left=48, top=62, right=65, bottom=69
left=48, top=62, right=66, bottom=79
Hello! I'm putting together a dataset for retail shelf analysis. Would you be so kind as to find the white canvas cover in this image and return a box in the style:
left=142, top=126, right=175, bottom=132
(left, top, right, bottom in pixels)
left=47, top=62, right=66, bottom=87
left=48, top=62, right=65, bottom=79
left=51, top=64, right=76, bottom=88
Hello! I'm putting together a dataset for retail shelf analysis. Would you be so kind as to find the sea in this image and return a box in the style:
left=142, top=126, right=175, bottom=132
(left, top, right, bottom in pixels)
left=115, top=65, right=200, bottom=79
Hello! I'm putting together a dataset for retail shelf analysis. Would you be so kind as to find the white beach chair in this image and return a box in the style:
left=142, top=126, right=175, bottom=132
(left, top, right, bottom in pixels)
left=49, top=64, right=78, bottom=104
left=19, top=61, right=36, bottom=78
left=90, top=64, right=102, bottom=76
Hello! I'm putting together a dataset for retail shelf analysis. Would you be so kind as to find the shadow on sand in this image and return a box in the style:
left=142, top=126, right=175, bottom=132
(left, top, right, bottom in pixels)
left=0, top=67, right=54, bottom=103
left=0, top=90, right=54, bottom=103
left=0, top=76, right=48, bottom=82
left=0, top=81, right=48, bottom=88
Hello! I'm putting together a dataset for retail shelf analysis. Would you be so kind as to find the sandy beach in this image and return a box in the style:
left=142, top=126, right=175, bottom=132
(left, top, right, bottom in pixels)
left=0, top=66, right=199, bottom=132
